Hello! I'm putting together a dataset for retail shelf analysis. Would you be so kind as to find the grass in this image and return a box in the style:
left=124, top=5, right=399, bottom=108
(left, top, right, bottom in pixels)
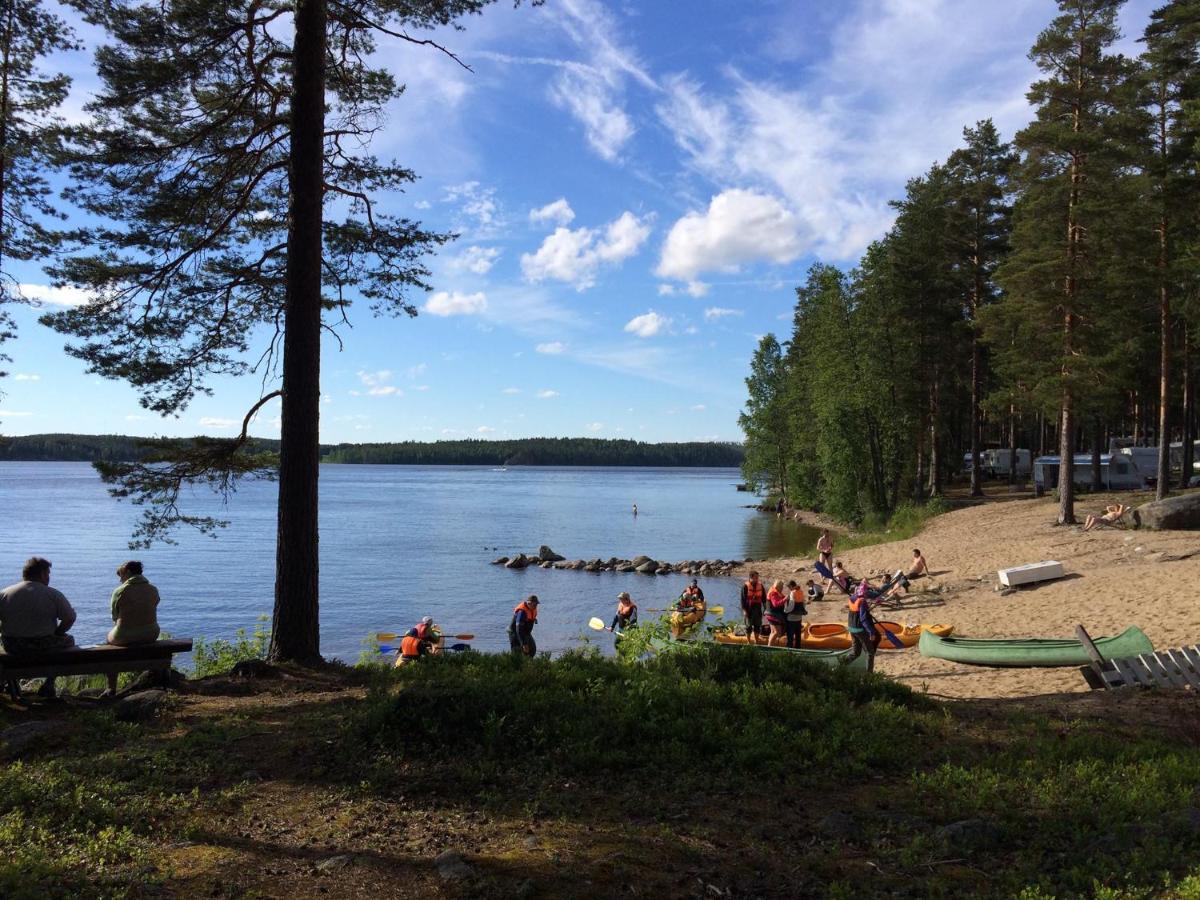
left=836, top=498, right=952, bottom=551
left=5, top=645, right=1200, bottom=896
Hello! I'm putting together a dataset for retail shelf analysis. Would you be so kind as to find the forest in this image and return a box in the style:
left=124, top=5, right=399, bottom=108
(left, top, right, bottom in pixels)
left=0, top=433, right=743, bottom=467
left=741, top=0, right=1200, bottom=526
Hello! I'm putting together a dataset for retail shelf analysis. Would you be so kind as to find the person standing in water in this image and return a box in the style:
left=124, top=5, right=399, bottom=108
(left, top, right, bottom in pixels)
left=508, top=595, right=539, bottom=657
left=610, top=592, right=638, bottom=633
left=632, top=503, right=638, bottom=516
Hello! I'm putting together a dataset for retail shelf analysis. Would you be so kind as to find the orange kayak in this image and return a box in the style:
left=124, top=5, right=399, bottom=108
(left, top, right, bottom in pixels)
left=714, top=622, right=953, bottom=651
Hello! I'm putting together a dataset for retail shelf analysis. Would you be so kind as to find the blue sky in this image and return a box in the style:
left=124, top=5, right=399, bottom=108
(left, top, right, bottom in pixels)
left=0, top=0, right=1160, bottom=444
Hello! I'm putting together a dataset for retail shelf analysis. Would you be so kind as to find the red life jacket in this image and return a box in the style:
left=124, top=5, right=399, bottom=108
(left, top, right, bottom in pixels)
left=400, top=634, right=424, bottom=658
left=514, top=601, right=538, bottom=623
left=415, top=622, right=433, bottom=641
left=744, top=580, right=764, bottom=605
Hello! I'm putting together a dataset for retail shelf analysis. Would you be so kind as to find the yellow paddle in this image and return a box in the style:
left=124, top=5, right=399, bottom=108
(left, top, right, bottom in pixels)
left=375, top=631, right=474, bottom=642
left=588, top=617, right=606, bottom=631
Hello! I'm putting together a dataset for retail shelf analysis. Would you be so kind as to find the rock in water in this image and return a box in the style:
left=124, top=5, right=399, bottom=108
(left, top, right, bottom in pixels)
left=114, top=689, right=167, bottom=723
left=1134, top=493, right=1200, bottom=530
left=505, top=554, right=530, bottom=570
left=491, top=556, right=509, bottom=566
left=538, top=546, right=565, bottom=562
left=631, top=555, right=652, bottom=567
left=635, top=560, right=659, bottom=574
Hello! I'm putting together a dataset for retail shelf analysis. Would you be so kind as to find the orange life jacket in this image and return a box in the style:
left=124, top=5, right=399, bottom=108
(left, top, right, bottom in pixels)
left=400, top=634, right=424, bottom=658
left=744, top=580, right=764, bottom=605
left=415, top=622, right=433, bottom=641
left=617, top=600, right=636, bottom=617
left=513, top=601, right=538, bottom=623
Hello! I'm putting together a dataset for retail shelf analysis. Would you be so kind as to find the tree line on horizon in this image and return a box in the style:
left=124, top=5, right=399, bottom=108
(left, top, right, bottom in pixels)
left=741, top=0, right=1200, bottom=527
left=0, top=433, right=744, bottom=467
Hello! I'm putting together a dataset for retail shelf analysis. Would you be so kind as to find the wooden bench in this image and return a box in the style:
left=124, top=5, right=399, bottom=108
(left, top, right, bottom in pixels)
left=1076, top=624, right=1200, bottom=691
left=0, top=639, right=193, bottom=700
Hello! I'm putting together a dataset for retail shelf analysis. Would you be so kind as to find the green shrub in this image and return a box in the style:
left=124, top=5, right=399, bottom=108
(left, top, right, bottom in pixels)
left=190, top=616, right=269, bottom=677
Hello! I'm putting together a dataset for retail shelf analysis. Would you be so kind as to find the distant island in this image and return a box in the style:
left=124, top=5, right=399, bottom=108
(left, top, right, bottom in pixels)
left=0, top=433, right=744, bottom=468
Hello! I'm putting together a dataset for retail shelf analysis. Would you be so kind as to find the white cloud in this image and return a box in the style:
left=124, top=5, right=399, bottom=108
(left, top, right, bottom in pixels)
left=414, top=199, right=431, bottom=210
left=199, top=417, right=235, bottom=429
left=691, top=404, right=707, bottom=412
left=685, top=281, right=710, bottom=298
left=501, top=387, right=522, bottom=394
left=536, top=341, right=566, bottom=355
left=424, top=290, right=488, bottom=317
left=19, top=283, right=92, bottom=307
left=530, top=198, right=576, bottom=227
left=368, top=386, right=400, bottom=397
left=449, top=246, right=501, bottom=275
left=704, top=306, right=744, bottom=320
left=12, top=373, right=39, bottom=381
left=657, top=189, right=804, bottom=281
left=536, top=389, right=560, bottom=399
left=521, top=211, right=651, bottom=290
left=657, top=283, right=676, bottom=296
left=124, top=414, right=146, bottom=421
left=406, top=363, right=428, bottom=379
left=624, top=310, right=671, bottom=338
left=550, top=72, right=634, bottom=161
left=476, top=425, right=495, bottom=434
left=0, top=409, right=32, bottom=417
left=443, top=182, right=503, bottom=236
left=585, top=421, right=604, bottom=432
left=414, top=385, right=430, bottom=392
left=357, top=370, right=402, bottom=397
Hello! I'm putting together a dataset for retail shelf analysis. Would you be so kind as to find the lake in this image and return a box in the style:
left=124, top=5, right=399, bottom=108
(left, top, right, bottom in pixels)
left=0, top=462, right=822, bottom=662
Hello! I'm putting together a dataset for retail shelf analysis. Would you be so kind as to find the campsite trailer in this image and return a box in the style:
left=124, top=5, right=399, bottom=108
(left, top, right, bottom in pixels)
left=984, top=448, right=1031, bottom=478
left=1117, top=446, right=1159, bottom=479
left=1032, top=453, right=1144, bottom=492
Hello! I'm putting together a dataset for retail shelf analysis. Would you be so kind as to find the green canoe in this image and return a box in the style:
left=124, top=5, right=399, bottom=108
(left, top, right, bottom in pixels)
left=918, top=626, right=1153, bottom=668
left=649, top=636, right=868, bottom=670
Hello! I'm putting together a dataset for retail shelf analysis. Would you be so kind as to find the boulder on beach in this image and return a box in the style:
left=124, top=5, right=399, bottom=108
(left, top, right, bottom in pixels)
left=537, top=545, right=565, bottom=562
left=1134, top=493, right=1200, bottom=531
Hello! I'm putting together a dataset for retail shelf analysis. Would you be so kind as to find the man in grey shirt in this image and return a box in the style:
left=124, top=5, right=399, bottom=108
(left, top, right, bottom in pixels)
left=0, top=557, right=77, bottom=697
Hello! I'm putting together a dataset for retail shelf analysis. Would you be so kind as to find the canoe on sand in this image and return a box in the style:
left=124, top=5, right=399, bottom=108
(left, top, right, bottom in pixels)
left=649, top=636, right=868, bottom=669
left=917, top=626, right=1153, bottom=668
left=714, top=622, right=953, bottom=651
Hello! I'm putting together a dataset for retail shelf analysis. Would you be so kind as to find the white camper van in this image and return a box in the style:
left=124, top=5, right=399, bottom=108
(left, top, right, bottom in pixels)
left=984, top=448, right=1031, bottom=478
left=1032, top=453, right=1143, bottom=492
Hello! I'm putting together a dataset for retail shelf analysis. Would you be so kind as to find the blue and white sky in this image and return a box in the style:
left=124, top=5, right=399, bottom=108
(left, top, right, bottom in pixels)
left=0, top=0, right=1160, bottom=444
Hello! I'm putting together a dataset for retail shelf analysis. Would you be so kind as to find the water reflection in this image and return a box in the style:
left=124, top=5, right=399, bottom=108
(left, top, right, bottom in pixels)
left=741, top=511, right=824, bottom=560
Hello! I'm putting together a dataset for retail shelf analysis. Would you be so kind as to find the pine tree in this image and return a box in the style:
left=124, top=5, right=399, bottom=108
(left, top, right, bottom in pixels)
left=993, top=0, right=1130, bottom=525
left=945, top=120, right=1016, bottom=498
left=44, top=0, right=527, bottom=663
left=1139, top=0, right=1200, bottom=497
left=0, top=0, right=75, bottom=379
left=739, top=334, right=791, bottom=499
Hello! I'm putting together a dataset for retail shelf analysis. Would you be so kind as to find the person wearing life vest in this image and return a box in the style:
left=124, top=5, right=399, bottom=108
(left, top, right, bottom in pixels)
left=610, top=591, right=638, bottom=633
left=765, top=579, right=787, bottom=647
left=740, top=570, right=765, bottom=645
left=676, top=579, right=704, bottom=613
left=395, top=616, right=439, bottom=667
left=508, top=594, right=539, bottom=656
left=842, top=578, right=880, bottom=672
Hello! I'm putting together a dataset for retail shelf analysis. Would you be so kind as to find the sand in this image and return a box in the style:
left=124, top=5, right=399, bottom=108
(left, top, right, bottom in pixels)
left=731, top=492, right=1200, bottom=700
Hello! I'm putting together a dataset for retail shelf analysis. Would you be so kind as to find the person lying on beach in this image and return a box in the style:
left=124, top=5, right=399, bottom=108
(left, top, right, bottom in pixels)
left=1083, top=504, right=1130, bottom=532
left=830, top=561, right=852, bottom=595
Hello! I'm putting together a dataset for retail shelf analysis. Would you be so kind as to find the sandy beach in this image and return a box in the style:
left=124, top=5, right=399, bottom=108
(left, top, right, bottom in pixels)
left=731, top=492, right=1200, bottom=700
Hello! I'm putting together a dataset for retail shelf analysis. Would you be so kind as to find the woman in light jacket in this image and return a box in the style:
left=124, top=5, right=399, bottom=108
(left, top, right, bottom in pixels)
left=108, top=560, right=161, bottom=646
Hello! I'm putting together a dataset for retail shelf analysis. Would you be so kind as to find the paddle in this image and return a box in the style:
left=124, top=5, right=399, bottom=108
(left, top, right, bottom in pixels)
left=811, top=561, right=903, bottom=649
left=376, top=631, right=474, bottom=642
left=588, top=617, right=606, bottom=631
left=645, top=605, right=724, bottom=616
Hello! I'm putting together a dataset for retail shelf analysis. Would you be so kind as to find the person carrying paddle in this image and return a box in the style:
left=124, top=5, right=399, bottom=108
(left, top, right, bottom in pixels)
left=740, top=570, right=765, bottom=645
left=508, top=594, right=539, bottom=657
left=395, top=616, right=439, bottom=666
left=610, top=591, right=638, bottom=633
left=842, top=578, right=880, bottom=673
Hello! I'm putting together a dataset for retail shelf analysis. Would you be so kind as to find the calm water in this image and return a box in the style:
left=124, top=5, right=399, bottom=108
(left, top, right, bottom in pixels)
left=0, top=463, right=821, bottom=662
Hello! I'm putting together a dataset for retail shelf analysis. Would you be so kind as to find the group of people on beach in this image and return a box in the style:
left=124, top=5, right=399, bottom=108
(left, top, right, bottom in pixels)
left=0, top=556, right=163, bottom=697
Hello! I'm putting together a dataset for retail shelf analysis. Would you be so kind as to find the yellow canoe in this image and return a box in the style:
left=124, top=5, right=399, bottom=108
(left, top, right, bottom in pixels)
left=714, top=622, right=953, bottom=651
left=669, top=601, right=707, bottom=638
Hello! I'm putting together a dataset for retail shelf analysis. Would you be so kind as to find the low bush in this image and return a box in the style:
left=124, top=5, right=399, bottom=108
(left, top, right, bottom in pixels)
left=190, top=616, right=269, bottom=677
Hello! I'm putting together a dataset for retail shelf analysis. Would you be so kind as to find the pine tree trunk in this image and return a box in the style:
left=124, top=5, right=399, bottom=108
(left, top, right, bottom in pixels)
left=271, top=0, right=327, bottom=664
left=1184, top=325, right=1194, bottom=485
left=1008, top=407, right=1018, bottom=487
left=0, top=4, right=14, bottom=273
left=1090, top=417, right=1102, bottom=491
left=1059, top=395, right=1074, bottom=524
left=970, top=332, right=982, bottom=497
left=1156, top=212, right=1170, bottom=499
left=929, top=379, right=942, bottom=498
left=914, top=420, right=926, bottom=504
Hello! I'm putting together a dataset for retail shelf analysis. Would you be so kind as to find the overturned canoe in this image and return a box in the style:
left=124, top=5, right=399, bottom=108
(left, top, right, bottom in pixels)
left=714, top=622, right=953, bottom=651
left=918, top=626, right=1153, bottom=668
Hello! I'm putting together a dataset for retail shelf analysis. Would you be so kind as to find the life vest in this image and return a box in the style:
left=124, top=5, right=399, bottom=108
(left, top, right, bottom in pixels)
left=400, top=634, right=424, bottom=659
left=684, top=585, right=702, bottom=598
left=511, top=601, right=538, bottom=632
left=415, top=622, right=433, bottom=641
left=677, top=593, right=695, bottom=610
left=744, top=580, right=764, bottom=605
left=787, top=589, right=806, bottom=616
left=766, top=589, right=786, bottom=618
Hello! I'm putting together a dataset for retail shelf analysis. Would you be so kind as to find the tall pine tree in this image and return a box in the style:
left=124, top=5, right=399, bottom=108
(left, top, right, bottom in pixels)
left=45, top=0, right=527, bottom=662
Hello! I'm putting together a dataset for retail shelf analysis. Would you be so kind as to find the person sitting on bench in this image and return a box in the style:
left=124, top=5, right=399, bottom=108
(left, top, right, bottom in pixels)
left=0, top=556, right=76, bottom=698
left=108, top=560, right=161, bottom=646
left=1083, top=504, right=1129, bottom=532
